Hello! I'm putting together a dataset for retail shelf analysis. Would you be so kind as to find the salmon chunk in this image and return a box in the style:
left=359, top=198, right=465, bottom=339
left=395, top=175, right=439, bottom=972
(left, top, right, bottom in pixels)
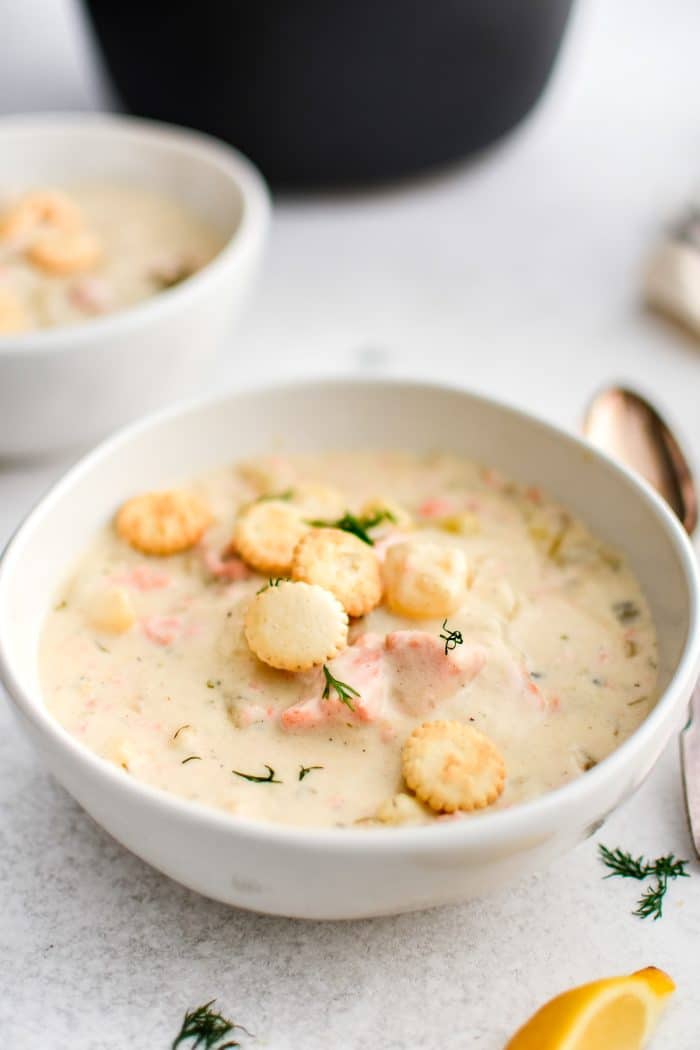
left=384, top=630, right=485, bottom=716
left=280, top=633, right=387, bottom=729
left=280, top=630, right=484, bottom=729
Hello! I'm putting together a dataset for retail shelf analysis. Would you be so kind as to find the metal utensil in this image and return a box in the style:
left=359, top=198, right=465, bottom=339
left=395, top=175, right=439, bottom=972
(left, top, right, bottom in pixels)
left=681, top=685, right=700, bottom=856
left=583, top=387, right=697, bottom=534
left=583, top=386, right=700, bottom=856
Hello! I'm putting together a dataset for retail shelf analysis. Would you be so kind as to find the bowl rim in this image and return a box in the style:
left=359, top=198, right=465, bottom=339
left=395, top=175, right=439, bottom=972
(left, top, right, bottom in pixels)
left=1, top=375, right=699, bottom=856
left=0, top=111, right=271, bottom=356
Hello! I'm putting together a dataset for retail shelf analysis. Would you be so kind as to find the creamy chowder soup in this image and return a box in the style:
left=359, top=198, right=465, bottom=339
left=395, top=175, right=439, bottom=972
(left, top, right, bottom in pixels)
left=0, top=184, right=222, bottom=334
left=40, top=452, right=658, bottom=829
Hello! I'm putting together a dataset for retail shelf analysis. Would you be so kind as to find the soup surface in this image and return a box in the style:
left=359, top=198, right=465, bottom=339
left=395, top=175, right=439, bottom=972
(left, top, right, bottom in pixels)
left=40, top=452, right=658, bottom=828
left=0, top=183, right=222, bottom=334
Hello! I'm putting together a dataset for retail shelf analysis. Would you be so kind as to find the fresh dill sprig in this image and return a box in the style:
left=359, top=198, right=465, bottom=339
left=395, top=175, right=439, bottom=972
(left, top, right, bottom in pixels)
left=599, top=845, right=648, bottom=880
left=599, top=844, right=689, bottom=921
left=299, top=764, right=324, bottom=781
left=322, top=665, right=360, bottom=711
left=172, top=999, right=251, bottom=1049
left=439, top=619, right=463, bottom=655
left=308, top=508, right=396, bottom=546
left=233, top=764, right=282, bottom=784
left=256, top=577, right=286, bottom=594
left=181, top=755, right=202, bottom=765
left=634, top=858, right=690, bottom=921
left=634, top=882, right=668, bottom=921
left=173, top=724, right=191, bottom=740
left=652, top=854, right=690, bottom=881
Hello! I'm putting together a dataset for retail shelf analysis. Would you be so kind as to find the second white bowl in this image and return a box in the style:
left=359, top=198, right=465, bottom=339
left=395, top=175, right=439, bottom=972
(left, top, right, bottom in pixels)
left=0, top=113, right=270, bottom=458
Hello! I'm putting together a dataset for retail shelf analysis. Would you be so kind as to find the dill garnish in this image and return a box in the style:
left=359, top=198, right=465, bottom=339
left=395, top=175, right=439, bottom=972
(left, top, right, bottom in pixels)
left=299, top=764, right=324, bottom=781
left=233, top=764, right=281, bottom=783
left=322, top=665, right=360, bottom=711
left=206, top=679, right=222, bottom=689
left=599, top=844, right=689, bottom=920
left=173, top=724, right=191, bottom=739
left=613, top=600, right=640, bottom=623
left=439, top=619, right=464, bottom=655
left=181, top=755, right=202, bottom=765
left=308, top=508, right=396, bottom=546
left=95, top=640, right=110, bottom=653
left=172, top=999, right=251, bottom=1049
left=256, top=577, right=285, bottom=594
left=54, top=599, right=68, bottom=611
left=257, top=489, right=294, bottom=503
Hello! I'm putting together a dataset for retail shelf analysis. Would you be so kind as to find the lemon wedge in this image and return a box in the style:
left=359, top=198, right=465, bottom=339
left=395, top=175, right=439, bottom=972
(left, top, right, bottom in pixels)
left=505, top=967, right=675, bottom=1050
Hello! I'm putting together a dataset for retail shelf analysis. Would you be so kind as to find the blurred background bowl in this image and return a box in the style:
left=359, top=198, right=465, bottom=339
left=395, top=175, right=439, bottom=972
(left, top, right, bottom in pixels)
left=84, top=0, right=574, bottom=187
left=0, top=113, right=270, bottom=459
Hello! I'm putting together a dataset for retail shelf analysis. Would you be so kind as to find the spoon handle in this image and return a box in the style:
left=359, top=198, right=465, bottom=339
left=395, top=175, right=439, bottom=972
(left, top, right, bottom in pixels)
left=681, top=681, right=700, bottom=859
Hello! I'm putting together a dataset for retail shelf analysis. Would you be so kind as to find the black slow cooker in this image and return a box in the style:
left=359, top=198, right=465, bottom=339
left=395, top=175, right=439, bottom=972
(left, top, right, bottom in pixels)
left=85, top=0, right=574, bottom=188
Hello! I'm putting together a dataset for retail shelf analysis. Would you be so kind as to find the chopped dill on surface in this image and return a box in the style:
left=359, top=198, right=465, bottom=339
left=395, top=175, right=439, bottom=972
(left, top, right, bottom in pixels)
left=599, top=844, right=689, bottom=920
left=172, top=999, right=251, bottom=1049
left=439, top=619, right=464, bottom=655
left=299, top=764, right=324, bottom=781
left=233, top=764, right=282, bottom=784
left=308, top=508, right=396, bottom=545
left=181, top=755, right=202, bottom=765
left=322, top=665, right=360, bottom=711
left=256, top=577, right=285, bottom=594
left=173, top=724, right=191, bottom=740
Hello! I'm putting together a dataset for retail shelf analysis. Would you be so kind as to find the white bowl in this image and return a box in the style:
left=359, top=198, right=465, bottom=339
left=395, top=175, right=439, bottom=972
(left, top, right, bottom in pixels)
left=0, top=113, right=270, bottom=458
left=1, top=379, right=698, bottom=919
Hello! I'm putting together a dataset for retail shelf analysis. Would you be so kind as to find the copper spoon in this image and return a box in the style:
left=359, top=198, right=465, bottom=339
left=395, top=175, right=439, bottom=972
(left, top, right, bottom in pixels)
left=583, top=387, right=697, bottom=534
left=583, top=387, right=700, bottom=856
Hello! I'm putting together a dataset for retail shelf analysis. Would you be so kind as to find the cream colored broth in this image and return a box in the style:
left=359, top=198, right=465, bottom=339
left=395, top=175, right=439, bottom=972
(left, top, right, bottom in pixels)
left=0, top=183, right=222, bottom=332
left=40, top=452, right=658, bottom=828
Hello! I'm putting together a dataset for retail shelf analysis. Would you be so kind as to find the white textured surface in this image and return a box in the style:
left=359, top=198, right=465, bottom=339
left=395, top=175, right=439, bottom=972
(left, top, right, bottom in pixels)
left=2, top=0, right=700, bottom=1047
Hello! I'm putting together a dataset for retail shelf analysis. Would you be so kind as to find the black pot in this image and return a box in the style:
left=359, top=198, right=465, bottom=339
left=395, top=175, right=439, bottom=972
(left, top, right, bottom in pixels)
left=85, top=0, right=574, bottom=188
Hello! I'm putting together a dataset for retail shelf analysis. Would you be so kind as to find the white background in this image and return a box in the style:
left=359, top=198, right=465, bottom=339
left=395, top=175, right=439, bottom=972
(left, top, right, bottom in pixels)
left=1, top=1, right=699, bottom=1048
